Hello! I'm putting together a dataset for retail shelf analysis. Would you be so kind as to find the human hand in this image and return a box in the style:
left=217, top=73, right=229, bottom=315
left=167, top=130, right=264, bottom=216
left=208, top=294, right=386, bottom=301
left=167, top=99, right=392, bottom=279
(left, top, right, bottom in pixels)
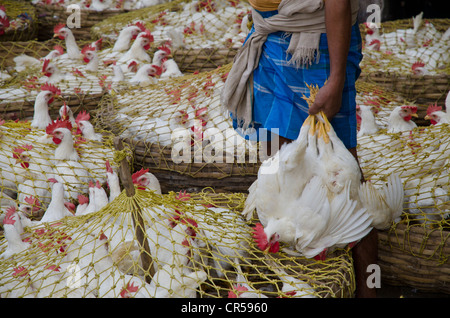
left=308, top=79, right=344, bottom=120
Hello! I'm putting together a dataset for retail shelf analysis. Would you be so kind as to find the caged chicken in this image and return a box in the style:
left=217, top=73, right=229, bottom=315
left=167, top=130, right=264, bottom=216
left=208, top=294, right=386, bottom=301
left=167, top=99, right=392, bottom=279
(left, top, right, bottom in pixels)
left=243, top=84, right=404, bottom=260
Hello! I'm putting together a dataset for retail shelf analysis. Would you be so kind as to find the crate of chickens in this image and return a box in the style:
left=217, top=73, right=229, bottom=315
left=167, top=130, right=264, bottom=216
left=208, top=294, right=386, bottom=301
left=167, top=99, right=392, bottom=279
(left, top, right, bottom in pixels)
left=0, top=26, right=116, bottom=120
left=0, top=177, right=357, bottom=298
left=91, top=0, right=252, bottom=73
left=358, top=14, right=450, bottom=106
left=0, top=1, right=38, bottom=42
left=355, top=80, right=432, bottom=126
left=33, top=0, right=139, bottom=41
left=0, top=117, right=120, bottom=228
left=94, top=63, right=263, bottom=193
left=355, top=97, right=450, bottom=293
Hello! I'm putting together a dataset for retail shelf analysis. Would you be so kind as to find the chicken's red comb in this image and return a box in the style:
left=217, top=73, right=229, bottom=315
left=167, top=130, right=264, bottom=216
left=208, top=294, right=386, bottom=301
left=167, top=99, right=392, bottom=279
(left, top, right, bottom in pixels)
left=75, top=110, right=90, bottom=124
left=42, top=59, right=50, bottom=72
left=53, top=23, right=66, bottom=34
left=46, top=118, right=73, bottom=135
left=135, top=21, right=147, bottom=32
left=41, top=82, right=61, bottom=95
left=12, top=266, right=29, bottom=278
left=78, top=194, right=89, bottom=205
left=13, top=144, right=33, bottom=153
left=0, top=16, right=10, bottom=28
left=105, top=160, right=113, bottom=173
left=401, top=105, right=418, bottom=113
left=53, top=45, right=64, bottom=55
left=427, top=103, right=442, bottom=115
left=5, top=206, right=16, bottom=217
left=157, top=45, right=171, bottom=55
left=81, top=44, right=95, bottom=56
left=93, top=38, right=103, bottom=50
left=412, top=60, right=425, bottom=70
left=3, top=207, right=16, bottom=225
left=24, top=196, right=41, bottom=207
left=131, top=168, right=149, bottom=184
left=140, top=30, right=154, bottom=42
left=252, top=223, right=268, bottom=251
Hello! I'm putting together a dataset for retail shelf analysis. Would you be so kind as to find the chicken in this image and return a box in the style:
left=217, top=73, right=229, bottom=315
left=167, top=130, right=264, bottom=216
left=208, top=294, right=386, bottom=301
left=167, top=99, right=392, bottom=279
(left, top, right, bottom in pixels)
left=129, top=64, right=160, bottom=86
left=118, top=30, right=154, bottom=64
left=94, top=180, right=109, bottom=212
left=80, top=45, right=99, bottom=73
left=244, top=84, right=404, bottom=260
left=406, top=187, right=450, bottom=225
left=358, top=173, right=404, bottom=229
left=228, top=260, right=268, bottom=298
left=30, top=83, right=62, bottom=130
left=0, top=207, right=30, bottom=259
left=45, top=119, right=91, bottom=199
left=356, top=104, right=380, bottom=137
left=152, top=45, right=172, bottom=67
left=112, top=23, right=145, bottom=52
left=0, top=265, right=37, bottom=298
left=160, top=58, right=183, bottom=78
left=53, top=23, right=80, bottom=60
left=59, top=103, right=76, bottom=126
left=105, top=160, right=121, bottom=202
left=75, top=110, right=103, bottom=142
left=147, top=262, right=207, bottom=298
left=40, top=180, right=74, bottom=223
left=13, top=45, right=64, bottom=73
left=424, top=103, right=450, bottom=125
left=75, top=194, right=89, bottom=215
left=132, top=168, right=161, bottom=194
left=387, top=105, right=418, bottom=133
left=90, top=0, right=114, bottom=11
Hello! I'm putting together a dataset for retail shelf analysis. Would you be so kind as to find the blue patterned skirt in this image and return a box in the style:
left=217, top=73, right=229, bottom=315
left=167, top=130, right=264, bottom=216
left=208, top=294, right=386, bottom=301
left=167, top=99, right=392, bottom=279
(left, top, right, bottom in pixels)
left=233, top=9, right=363, bottom=149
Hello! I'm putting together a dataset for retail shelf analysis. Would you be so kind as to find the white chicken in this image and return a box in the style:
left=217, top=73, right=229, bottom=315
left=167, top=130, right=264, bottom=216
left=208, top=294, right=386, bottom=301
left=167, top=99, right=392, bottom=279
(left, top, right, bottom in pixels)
left=129, top=64, right=160, bottom=86
left=112, top=23, right=146, bottom=53
left=40, top=180, right=74, bottom=223
left=118, top=30, right=154, bottom=64
left=244, top=84, right=402, bottom=260
left=356, top=104, right=380, bottom=137
left=424, top=103, right=450, bottom=125
left=53, top=23, right=81, bottom=60
left=13, top=45, right=64, bottom=73
left=386, top=105, right=418, bottom=133
left=0, top=207, right=30, bottom=259
left=30, top=83, right=62, bottom=130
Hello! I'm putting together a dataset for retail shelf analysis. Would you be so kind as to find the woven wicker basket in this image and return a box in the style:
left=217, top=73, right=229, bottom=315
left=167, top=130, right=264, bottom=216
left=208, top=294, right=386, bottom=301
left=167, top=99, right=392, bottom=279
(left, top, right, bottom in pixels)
left=0, top=92, right=105, bottom=121
left=359, top=18, right=450, bottom=106
left=126, top=138, right=260, bottom=194
left=35, top=3, right=128, bottom=41
left=172, top=47, right=238, bottom=73
left=378, top=221, right=450, bottom=294
left=0, top=0, right=38, bottom=42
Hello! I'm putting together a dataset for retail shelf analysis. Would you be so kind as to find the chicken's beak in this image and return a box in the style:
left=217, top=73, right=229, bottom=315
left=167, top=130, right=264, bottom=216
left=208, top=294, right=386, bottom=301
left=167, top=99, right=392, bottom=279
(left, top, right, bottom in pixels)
left=424, top=114, right=430, bottom=120
left=53, top=33, right=59, bottom=38
left=411, top=113, right=419, bottom=118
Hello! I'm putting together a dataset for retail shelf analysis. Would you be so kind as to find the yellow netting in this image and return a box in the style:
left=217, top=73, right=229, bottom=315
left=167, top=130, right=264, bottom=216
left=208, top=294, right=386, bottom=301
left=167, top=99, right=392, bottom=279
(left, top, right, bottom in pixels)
left=0, top=186, right=355, bottom=298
